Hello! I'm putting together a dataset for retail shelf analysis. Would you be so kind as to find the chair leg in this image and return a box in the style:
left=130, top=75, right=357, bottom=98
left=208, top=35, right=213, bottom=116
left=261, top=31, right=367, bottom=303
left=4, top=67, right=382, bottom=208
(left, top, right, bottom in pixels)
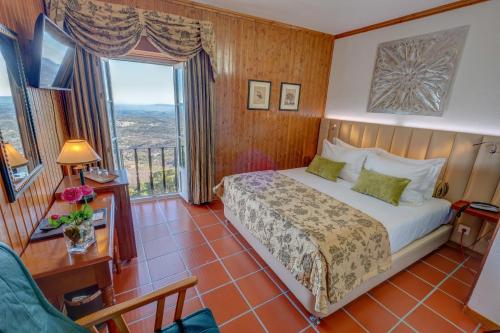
left=154, top=298, right=166, bottom=331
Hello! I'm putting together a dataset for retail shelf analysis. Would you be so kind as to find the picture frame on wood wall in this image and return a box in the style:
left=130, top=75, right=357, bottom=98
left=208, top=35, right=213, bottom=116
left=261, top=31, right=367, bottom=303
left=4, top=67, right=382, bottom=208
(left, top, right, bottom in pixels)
left=279, top=82, right=301, bottom=111
left=247, top=80, right=271, bottom=110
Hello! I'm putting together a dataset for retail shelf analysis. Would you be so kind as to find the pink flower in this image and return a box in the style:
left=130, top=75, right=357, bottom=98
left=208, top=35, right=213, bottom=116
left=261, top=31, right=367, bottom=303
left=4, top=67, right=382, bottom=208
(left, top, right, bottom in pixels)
left=61, top=187, right=83, bottom=203
left=80, top=185, right=94, bottom=196
left=50, top=214, right=60, bottom=220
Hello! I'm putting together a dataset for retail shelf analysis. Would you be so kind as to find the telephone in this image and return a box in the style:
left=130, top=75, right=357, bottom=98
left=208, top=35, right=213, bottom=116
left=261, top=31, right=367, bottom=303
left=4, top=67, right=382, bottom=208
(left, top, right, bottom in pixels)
left=469, top=202, right=499, bottom=213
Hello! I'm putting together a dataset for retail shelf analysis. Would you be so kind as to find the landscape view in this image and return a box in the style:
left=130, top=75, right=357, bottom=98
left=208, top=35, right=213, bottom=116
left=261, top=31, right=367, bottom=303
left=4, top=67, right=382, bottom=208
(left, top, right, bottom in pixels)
left=113, top=103, right=179, bottom=197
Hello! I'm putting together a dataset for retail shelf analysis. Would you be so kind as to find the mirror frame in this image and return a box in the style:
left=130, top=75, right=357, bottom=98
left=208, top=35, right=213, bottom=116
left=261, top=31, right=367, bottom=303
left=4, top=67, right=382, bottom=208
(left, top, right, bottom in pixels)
left=0, top=24, right=43, bottom=203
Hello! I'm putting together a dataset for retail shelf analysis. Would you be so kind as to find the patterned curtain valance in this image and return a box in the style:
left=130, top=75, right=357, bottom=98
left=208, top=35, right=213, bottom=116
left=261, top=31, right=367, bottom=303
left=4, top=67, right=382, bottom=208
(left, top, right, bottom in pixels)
left=44, top=0, right=217, bottom=78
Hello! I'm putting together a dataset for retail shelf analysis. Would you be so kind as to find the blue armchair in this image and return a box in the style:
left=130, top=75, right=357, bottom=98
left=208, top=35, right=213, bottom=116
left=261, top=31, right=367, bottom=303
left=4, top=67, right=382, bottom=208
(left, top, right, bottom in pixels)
left=0, top=243, right=219, bottom=333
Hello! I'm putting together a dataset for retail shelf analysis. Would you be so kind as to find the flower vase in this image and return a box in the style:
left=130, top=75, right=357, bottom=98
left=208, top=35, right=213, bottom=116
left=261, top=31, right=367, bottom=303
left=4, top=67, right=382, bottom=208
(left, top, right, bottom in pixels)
left=62, top=218, right=96, bottom=254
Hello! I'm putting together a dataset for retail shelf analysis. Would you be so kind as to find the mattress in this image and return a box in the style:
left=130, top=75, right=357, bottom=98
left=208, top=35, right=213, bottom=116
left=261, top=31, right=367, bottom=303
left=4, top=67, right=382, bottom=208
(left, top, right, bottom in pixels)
left=278, top=168, right=452, bottom=253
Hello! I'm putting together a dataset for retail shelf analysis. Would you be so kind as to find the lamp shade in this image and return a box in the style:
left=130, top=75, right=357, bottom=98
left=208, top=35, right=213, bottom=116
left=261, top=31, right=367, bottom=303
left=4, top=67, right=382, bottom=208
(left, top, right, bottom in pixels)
left=4, top=143, right=28, bottom=168
left=57, top=139, right=101, bottom=165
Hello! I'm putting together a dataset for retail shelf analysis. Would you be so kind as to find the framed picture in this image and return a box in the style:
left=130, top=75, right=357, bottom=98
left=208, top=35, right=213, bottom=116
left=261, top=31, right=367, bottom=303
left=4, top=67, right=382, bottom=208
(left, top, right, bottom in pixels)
left=247, top=80, right=271, bottom=110
left=279, top=83, right=301, bottom=111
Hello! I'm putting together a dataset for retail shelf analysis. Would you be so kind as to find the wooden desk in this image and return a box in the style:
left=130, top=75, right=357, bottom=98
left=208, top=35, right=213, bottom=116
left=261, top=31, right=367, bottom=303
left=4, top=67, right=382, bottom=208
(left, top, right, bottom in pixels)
left=21, top=193, right=116, bottom=307
left=55, top=170, right=137, bottom=261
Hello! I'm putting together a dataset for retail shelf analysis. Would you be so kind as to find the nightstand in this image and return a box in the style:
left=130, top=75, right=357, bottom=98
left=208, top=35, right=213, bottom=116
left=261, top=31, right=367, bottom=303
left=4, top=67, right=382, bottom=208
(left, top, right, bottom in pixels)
left=451, top=200, right=500, bottom=224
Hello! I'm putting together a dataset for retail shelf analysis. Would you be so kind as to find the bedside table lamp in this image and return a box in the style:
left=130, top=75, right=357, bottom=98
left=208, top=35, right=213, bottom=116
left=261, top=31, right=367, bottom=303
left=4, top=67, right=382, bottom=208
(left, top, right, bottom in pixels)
left=4, top=142, right=28, bottom=169
left=56, top=139, right=101, bottom=186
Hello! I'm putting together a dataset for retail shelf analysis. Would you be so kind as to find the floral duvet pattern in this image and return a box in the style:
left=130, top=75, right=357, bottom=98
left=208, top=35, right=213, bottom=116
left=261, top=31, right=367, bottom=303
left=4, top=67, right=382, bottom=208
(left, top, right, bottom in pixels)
left=219, top=171, right=391, bottom=314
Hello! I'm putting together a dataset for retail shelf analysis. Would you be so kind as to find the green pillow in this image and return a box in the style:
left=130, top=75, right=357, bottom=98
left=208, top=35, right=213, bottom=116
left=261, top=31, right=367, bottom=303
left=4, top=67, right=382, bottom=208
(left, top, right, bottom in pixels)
left=352, top=168, right=411, bottom=206
left=306, top=155, right=345, bottom=181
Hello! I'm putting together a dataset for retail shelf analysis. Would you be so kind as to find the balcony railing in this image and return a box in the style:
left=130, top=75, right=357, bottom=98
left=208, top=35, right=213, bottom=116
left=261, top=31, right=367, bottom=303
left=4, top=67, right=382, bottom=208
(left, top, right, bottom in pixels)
left=119, top=146, right=177, bottom=197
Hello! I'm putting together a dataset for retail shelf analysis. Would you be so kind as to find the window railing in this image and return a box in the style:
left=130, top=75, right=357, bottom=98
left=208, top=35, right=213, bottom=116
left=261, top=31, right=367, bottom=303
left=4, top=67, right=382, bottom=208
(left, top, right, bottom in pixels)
left=119, top=146, right=177, bottom=197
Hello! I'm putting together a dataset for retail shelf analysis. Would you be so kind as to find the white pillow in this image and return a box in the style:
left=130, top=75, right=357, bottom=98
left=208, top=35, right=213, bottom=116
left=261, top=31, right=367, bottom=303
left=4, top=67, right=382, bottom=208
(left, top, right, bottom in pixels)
left=377, top=150, right=446, bottom=200
left=364, top=153, right=432, bottom=204
left=322, top=140, right=368, bottom=183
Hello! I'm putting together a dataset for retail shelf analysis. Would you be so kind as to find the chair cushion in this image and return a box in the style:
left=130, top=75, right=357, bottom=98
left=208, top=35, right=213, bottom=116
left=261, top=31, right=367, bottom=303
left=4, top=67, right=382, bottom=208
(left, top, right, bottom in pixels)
left=0, top=243, right=88, bottom=333
left=162, top=308, right=220, bottom=333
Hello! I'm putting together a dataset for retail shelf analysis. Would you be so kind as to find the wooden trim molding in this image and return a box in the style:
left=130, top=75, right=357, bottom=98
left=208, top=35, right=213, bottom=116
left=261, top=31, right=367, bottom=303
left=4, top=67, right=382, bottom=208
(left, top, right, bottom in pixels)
left=334, top=0, right=490, bottom=39
left=464, top=306, right=500, bottom=331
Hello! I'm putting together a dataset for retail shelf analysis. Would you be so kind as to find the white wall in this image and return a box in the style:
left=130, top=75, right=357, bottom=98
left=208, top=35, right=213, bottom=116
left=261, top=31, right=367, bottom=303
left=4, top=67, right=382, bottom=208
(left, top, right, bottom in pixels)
left=468, top=226, right=500, bottom=325
left=325, top=1, right=500, bottom=136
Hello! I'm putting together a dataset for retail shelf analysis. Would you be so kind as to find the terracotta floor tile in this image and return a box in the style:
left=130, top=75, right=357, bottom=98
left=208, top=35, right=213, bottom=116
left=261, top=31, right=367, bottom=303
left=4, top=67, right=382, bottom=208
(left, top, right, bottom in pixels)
left=164, top=206, right=191, bottom=222
left=161, top=297, right=203, bottom=324
left=134, top=202, right=166, bottom=224
left=255, top=294, right=309, bottom=333
left=407, top=261, right=446, bottom=286
left=184, top=203, right=210, bottom=216
left=214, top=210, right=226, bottom=222
left=439, top=277, right=471, bottom=303
left=318, top=309, right=365, bottom=333
left=152, top=271, right=198, bottom=307
left=236, top=271, right=281, bottom=307
left=220, top=312, right=265, bottom=333
left=116, top=284, right=155, bottom=323
left=148, top=252, right=185, bottom=281
left=180, top=243, right=217, bottom=269
left=202, top=283, right=249, bottom=324
left=286, top=291, right=312, bottom=318
left=263, top=267, right=288, bottom=292
left=248, top=249, right=268, bottom=268
left=192, top=212, right=221, bottom=228
left=424, top=289, right=479, bottom=332
left=434, top=245, right=464, bottom=263
left=201, top=224, right=232, bottom=241
left=406, top=305, right=462, bottom=333
left=174, top=230, right=206, bottom=249
left=225, top=222, right=239, bottom=235
left=464, top=256, right=482, bottom=272
left=143, top=235, right=178, bottom=259
left=389, top=270, right=433, bottom=300
left=113, top=261, right=151, bottom=294
left=128, top=315, right=154, bottom=333
left=207, top=200, right=224, bottom=212
left=391, top=322, right=416, bottom=333
left=233, top=233, right=251, bottom=249
left=191, top=261, right=231, bottom=293
left=223, top=252, right=261, bottom=279
left=167, top=216, right=198, bottom=235
left=345, top=294, right=399, bottom=333
left=423, top=252, right=459, bottom=274
left=140, top=223, right=170, bottom=242
left=210, top=235, right=244, bottom=258
left=452, top=266, right=476, bottom=285
left=369, top=281, right=418, bottom=317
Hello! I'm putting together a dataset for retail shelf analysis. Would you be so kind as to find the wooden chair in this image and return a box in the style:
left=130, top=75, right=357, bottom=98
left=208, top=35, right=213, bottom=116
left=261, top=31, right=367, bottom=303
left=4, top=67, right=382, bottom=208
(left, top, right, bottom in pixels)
left=0, top=243, right=219, bottom=333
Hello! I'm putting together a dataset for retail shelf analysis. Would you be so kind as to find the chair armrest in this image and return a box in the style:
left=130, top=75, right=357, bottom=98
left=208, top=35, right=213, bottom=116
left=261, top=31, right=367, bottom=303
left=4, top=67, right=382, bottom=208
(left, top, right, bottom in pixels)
left=76, top=276, right=197, bottom=328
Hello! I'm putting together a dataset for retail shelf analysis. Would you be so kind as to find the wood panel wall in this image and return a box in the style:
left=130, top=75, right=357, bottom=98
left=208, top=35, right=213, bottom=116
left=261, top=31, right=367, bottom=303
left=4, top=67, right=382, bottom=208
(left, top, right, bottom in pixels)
left=0, top=0, right=66, bottom=254
left=107, top=0, right=334, bottom=181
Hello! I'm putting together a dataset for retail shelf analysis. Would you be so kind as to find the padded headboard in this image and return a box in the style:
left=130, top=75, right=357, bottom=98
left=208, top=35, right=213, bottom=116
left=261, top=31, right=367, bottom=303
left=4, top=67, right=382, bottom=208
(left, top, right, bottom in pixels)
left=318, top=118, right=500, bottom=253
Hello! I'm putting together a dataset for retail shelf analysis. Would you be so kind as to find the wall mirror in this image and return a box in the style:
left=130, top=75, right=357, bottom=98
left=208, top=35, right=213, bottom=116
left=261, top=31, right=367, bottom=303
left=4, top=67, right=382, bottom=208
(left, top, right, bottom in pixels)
left=0, top=24, right=42, bottom=202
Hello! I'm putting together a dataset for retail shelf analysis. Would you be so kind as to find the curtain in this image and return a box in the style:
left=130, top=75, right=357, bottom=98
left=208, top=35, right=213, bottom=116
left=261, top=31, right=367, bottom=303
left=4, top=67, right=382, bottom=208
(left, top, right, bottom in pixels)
left=44, top=0, right=217, bottom=76
left=185, top=51, right=215, bottom=204
left=63, top=47, right=114, bottom=170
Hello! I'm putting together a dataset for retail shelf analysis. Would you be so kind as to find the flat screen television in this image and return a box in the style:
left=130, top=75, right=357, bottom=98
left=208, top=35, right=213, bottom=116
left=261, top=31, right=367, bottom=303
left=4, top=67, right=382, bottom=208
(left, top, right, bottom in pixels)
left=29, top=14, right=76, bottom=90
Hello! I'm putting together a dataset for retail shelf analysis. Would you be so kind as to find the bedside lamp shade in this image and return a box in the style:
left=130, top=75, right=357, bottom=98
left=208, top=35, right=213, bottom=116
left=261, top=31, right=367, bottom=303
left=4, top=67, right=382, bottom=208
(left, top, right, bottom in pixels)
left=57, top=140, right=101, bottom=165
left=4, top=143, right=28, bottom=168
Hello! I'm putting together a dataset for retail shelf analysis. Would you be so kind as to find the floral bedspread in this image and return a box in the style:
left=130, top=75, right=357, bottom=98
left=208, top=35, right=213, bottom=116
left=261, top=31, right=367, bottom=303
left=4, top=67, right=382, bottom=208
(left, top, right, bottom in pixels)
left=217, top=171, right=391, bottom=314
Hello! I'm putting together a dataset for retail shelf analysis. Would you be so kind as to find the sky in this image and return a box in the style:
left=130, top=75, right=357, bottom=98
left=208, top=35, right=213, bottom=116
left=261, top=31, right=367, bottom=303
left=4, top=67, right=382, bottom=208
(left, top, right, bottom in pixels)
left=0, top=53, right=12, bottom=97
left=108, top=60, right=175, bottom=105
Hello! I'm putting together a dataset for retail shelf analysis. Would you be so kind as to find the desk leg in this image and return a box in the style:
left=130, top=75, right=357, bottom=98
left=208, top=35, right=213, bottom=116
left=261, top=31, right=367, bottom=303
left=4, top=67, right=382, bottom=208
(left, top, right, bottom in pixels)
left=96, top=262, right=118, bottom=332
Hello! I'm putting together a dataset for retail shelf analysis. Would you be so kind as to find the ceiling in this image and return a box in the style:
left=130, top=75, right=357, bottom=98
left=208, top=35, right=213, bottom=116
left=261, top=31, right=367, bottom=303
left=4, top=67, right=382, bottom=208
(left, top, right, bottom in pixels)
left=192, top=0, right=458, bottom=34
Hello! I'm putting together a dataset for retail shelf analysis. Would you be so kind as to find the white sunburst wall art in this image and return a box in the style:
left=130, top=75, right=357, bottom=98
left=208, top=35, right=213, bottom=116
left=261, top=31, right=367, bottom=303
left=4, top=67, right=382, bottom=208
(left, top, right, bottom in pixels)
left=367, top=26, right=469, bottom=117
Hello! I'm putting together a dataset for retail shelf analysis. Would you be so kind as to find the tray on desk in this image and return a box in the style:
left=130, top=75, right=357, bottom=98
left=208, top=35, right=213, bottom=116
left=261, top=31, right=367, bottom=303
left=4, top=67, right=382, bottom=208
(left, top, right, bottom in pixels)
left=30, top=208, right=107, bottom=242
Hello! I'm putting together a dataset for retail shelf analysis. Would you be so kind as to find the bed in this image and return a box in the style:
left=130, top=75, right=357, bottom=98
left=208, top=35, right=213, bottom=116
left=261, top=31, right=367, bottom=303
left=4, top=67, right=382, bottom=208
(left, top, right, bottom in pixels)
left=220, top=167, right=452, bottom=320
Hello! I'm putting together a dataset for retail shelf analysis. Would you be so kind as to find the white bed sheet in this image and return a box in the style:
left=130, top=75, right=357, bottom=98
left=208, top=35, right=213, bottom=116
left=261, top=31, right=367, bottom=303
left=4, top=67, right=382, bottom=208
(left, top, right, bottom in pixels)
left=278, top=168, right=452, bottom=253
